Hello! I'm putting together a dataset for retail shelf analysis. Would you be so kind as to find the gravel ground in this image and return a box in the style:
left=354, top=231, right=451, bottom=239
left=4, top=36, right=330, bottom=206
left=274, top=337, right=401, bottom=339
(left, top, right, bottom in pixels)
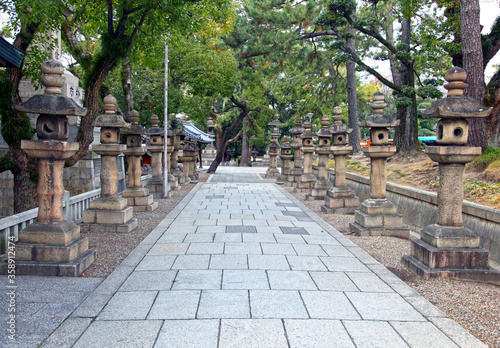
left=79, top=176, right=499, bottom=347
left=284, top=187, right=500, bottom=348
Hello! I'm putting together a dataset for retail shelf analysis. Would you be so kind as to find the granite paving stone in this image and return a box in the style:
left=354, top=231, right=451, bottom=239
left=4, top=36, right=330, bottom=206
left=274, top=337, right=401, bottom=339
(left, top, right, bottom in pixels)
left=171, top=270, right=222, bottom=290
left=320, top=256, right=371, bottom=272
left=147, top=290, right=200, bottom=319
left=300, top=291, right=361, bottom=319
left=148, top=243, right=189, bottom=255
left=224, top=242, right=262, bottom=255
left=261, top=243, right=297, bottom=255
left=171, top=255, right=211, bottom=269
left=248, top=254, right=290, bottom=270
left=119, top=270, right=177, bottom=291
left=347, top=292, right=426, bottom=321
left=97, top=291, right=157, bottom=320
left=135, top=255, right=177, bottom=271
left=267, top=270, right=317, bottom=290
left=186, top=242, right=224, bottom=255
left=214, top=233, right=242, bottom=243
left=227, top=225, right=257, bottom=233
left=273, top=234, right=306, bottom=244
left=210, top=254, right=248, bottom=269
left=242, top=233, right=276, bottom=243
left=197, top=290, right=250, bottom=318
left=250, top=290, right=308, bottom=318
left=155, top=320, right=219, bottom=348
left=73, top=320, right=162, bottom=348
left=286, top=255, right=328, bottom=271
left=292, top=244, right=328, bottom=256
left=222, top=270, right=270, bottom=289
left=390, top=321, right=460, bottom=348
left=309, top=271, right=359, bottom=292
left=285, top=319, right=355, bottom=348
left=183, top=233, right=215, bottom=243
left=219, top=319, right=288, bottom=348
left=346, top=271, right=394, bottom=293
left=343, top=320, right=410, bottom=347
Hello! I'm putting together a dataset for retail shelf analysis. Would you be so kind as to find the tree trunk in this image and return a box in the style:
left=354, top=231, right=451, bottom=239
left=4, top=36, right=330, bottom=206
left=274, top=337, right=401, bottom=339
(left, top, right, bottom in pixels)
left=121, top=58, right=134, bottom=118
left=0, top=20, right=41, bottom=213
left=485, top=70, right=500, bottom=146
left=392, top=19, right=414, bottom=154
left=207, top=97, right=250, bottom=173
left=66, top=56, right=116, bottom=167
left=240, top=117, right=250, bottom=166
left=461, top=0, right=487, bottom=149
left=346, top=19, right=361, bottom=154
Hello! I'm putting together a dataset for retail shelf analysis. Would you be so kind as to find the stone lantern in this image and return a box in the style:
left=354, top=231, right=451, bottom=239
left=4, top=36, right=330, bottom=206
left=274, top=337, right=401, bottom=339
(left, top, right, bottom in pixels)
left=145, top=114, right=165, bottom=198
left=295, top=114, right=316, bottom=192
left=166, top=127, right=180, bottom=191
left=322, top=106, right=360, bottom=214
left=202, top=114, right=217, bottom=166
left=81, top=95, right=138, bottom=233
left=2, top=60, right=96, bottom=276
left=403, top=67, right=500, bottom=284
left=122, top=110, right=158, bottom=212
left=178, top=134, right=192, bottom=185
left=266, top=114, right=282, bottom=178
left=288, top=118, right=305, bottom=185
left=187, top=139, right=200, bottom=182
left=349, top=92, right=410, bottom=238
left=277, top=136, right=293, bottom=185
left=170, top=117, right=183, bottom=185
left=306, top=114, right=333, bottom=200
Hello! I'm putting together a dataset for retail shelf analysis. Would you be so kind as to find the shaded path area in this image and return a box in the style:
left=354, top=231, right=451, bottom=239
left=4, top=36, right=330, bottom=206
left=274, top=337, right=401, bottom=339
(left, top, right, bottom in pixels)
left=2, top=167, right=486, bottom=347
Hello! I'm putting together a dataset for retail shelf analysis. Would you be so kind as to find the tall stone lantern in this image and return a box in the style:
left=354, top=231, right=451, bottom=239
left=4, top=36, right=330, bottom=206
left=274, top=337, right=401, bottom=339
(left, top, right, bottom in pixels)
left=349, top=92, right=410, bottom=238
left=122, top=110, right=158, bottom=212
left=277, top=136, right=293, bottom=185
left=146, top=114, right=165, bottom=198
left=288, top=118, right=305, bottom=185
left=322, top=106, right=360, bottom=214
left=166, top=127, right=180, bottom=191
left=295, top=114, right=316, bottom=192
left=81, top=95, right=138, bottom=233
left=2, top=60, right=96, bottom=276
left=170, top=117, right=183, bottom=186
left=178, top=135, right=192, bottom=185
left=403, top=68, right=500, bottom=284
left=306, top=114, right=333, bottom=200
left=266, top=114, right=282, bottom=178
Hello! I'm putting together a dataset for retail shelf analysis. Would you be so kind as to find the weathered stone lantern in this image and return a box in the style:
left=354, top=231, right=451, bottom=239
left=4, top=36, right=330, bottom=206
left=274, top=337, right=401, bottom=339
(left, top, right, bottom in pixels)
left=306, top=114, right=333, bottom=200
left=81, top=95, right=138, bottom=233
left=166, top=127, right=180, bottom=191
left=1, top=60, right=96, bottom=276
left=187, top=139, right=200, bottom=182
left=277, top=136, right=293, bottom=185
left=145, top=114, right=165, bottom=198
left=170, top=117, right=183, bottom=185
left=122, top=110, right=158, bottom=212
left=403, top=68, right=500, bottom=284
left=295, top=114, right=316, bottom=192
left=266, top=114, right=282, bottom=178
left=288, top=118, right=305, bottom=185
left=178, top=135, right=192, bottom=185
left=322, top=106, right=360, bottom=214
left=349, top=92, right=410, bottom=238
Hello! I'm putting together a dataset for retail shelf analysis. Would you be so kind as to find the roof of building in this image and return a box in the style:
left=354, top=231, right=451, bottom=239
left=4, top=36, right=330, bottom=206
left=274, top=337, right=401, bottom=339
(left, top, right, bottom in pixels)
left=0, top=37, right=26, bottom=68
left=182, top=120, right=214, bottom=143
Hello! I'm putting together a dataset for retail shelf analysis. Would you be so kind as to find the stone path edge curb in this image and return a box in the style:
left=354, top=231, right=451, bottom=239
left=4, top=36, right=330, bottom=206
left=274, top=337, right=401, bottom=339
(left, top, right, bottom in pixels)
left=274, top=185, right=487, bottom=348
left=40, top=182, right=205, bottom=348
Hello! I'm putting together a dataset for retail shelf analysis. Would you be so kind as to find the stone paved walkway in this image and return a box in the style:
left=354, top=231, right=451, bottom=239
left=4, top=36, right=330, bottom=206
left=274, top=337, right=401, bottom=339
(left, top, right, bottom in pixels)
left=3, top=168, right=487, bottom=347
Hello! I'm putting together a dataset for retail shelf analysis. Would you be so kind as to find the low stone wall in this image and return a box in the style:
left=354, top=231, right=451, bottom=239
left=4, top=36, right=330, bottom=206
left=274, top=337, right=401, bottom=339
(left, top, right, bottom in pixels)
left=341, top=170, right=500, bottom=263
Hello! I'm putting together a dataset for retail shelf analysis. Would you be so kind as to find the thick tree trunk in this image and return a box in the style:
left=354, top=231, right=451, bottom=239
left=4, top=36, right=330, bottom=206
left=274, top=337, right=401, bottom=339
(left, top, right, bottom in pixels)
left=346, top=20, right=361, bottom=154
left=240, top=117, right=250, bottom=167
left=121, top=58, right=134, bottom=117
left=461, top=0, right=487, bottom=149
left=0, top=20, right=41, bottom=213
left=207, top=97, right=250, bottom=173
left=485, top=71, right=500, bottom=146
left=66, top=56, right=116, bottom=167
